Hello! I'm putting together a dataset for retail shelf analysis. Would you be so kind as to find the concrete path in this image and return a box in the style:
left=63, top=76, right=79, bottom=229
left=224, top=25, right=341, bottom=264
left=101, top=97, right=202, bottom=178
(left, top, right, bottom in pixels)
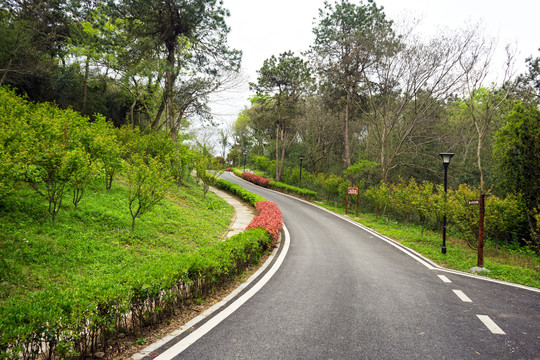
left=209, top=186, right=255, bottom=239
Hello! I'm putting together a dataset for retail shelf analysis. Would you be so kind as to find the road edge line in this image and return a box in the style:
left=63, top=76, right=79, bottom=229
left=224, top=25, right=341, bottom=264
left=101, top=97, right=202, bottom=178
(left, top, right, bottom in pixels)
left=133, top=224, right=291, bottom=360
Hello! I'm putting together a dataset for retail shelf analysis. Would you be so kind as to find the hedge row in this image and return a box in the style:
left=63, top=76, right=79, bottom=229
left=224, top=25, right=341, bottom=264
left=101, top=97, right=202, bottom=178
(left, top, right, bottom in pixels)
left=216, top=177, right=265, bottom=207
left=269, top=181, right=318, bottom=201
left=0, top=228, right=272, bottom=359
left=247, top=201, right=283, bottom=246
left=242, top=172, right=270, bottom=187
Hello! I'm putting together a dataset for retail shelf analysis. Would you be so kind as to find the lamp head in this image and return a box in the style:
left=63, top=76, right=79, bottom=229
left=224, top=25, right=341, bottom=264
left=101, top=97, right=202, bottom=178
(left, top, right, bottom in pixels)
left=299, top=155, right=305, bottom=161
left=439, top=153, right=454, bottom=164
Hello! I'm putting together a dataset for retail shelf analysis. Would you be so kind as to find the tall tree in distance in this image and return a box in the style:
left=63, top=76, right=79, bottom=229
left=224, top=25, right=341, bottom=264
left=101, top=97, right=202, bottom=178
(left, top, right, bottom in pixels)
left=111, top=0, right=241, bottom=141
left=309, top=0, right=397, bottom=169
left=250, top=51, right=313, bottom=181
left=459, top=31, right=515, bottom=191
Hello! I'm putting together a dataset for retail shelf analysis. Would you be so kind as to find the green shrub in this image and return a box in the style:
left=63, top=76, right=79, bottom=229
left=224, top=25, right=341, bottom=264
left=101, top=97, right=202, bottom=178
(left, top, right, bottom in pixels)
left=268, top=181, right=318, bottom=200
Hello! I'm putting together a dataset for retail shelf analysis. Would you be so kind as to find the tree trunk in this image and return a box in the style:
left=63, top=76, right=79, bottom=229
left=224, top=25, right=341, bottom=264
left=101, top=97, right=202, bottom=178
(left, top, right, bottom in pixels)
left=344, top=91, right=351, bottom=169
left=477, top=133, right=485, bottom=192
left=82, top=56, right=89, bottom=112
left=275, top=124, right=280, bottom=181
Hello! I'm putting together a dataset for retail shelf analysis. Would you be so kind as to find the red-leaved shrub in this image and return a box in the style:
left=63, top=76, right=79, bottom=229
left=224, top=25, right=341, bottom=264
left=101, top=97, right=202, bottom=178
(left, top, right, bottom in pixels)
left=246, top=201, right=283, bottom=245
left=242, top=172, right=270, bottom=187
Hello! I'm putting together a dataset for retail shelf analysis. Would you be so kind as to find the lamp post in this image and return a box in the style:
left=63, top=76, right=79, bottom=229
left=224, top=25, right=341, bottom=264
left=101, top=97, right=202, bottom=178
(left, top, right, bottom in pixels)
left=243, top=152, right=247, bottom=172
left=439, top=153, right=454, bottom=254
left=299, top=155, right=305, bottom=185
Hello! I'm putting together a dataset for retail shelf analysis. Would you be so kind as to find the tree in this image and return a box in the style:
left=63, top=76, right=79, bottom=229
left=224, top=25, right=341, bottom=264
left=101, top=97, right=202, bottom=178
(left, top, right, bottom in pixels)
left=112, top=0, right=241, bottom=141
left=310, top=0, right=396, bottom=169
left=494, top=101, right=540, bottom=248
left=358, top=23, right=476, bottom=182
left=513, top=49, right=540, bottom=104
left=194, top=144, right=222, bottom=199
left=250, top=51, right=313, bottom=181
left=295, top=97, right=343, bottom=174
left=459, top=34, right=515, bottom=191
left=125, top=154, right=170, bottom=232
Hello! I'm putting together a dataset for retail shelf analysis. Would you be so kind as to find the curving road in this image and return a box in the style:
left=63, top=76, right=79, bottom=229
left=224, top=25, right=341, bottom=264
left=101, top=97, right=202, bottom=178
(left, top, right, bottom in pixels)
left=141, top=172, right=540, bottom=359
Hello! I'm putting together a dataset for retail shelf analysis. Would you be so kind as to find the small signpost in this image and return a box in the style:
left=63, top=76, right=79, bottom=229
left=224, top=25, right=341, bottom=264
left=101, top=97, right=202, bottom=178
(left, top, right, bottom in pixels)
left=469, top=195, right=486, bottom=268
left=346, top=187, right=359, bottom=217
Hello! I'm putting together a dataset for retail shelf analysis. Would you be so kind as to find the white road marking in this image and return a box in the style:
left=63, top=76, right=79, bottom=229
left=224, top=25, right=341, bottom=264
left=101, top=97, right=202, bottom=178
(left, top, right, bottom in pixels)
left=438, top=275, right=452, bottom=283
left=477, top=315, right=506, bottom=335
left=149, top=225, right=291, bottom=360
left=453, top=289, right=473, bottom=302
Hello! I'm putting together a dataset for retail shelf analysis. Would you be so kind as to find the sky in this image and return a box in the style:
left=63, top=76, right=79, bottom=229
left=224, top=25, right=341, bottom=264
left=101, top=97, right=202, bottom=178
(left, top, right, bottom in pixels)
left=209, top=0, right=539, bottom=132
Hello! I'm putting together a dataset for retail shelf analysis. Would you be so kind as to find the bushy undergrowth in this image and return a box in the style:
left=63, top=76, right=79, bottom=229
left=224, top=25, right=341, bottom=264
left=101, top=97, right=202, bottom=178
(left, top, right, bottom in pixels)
left=0, top=227, right=271, bottom=359
left=250, top=156, right=536, bottom=251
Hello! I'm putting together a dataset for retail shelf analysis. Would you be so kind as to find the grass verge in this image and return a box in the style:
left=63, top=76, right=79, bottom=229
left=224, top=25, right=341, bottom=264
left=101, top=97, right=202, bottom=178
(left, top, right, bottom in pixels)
left=317, top=202, right=539, bottom=289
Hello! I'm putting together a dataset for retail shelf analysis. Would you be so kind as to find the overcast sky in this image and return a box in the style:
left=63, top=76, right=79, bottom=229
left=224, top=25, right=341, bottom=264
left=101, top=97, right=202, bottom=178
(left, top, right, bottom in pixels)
left=210, top=0, right=539, bottom=129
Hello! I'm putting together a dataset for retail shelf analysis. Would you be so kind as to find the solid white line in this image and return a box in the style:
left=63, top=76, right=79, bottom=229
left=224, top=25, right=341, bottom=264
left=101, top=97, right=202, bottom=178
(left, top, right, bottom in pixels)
left=438, top=275, right=452, bottom=283
left=453, top=289, right=473, bottom=303
left=152, top=225, right=291, bottom=360
left=477, top=315, right=506, bottom=335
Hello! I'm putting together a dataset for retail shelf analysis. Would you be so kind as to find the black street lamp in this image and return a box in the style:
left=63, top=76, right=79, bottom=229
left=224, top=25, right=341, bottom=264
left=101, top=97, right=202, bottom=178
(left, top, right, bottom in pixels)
left=243, top=152, right=247, bottom=172
left=439, top=152, right=454, bottom=255
left=299, top=155, right=305, bottom=185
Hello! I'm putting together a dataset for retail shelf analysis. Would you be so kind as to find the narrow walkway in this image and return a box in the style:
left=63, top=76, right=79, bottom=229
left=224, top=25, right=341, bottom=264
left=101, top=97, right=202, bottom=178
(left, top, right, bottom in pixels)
left=209, top=186, right=255, bottom=239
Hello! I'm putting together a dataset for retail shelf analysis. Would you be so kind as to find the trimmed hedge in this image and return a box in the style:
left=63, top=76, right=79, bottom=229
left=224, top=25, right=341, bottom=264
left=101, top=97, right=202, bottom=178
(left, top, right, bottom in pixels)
left=247, top=201, right=283, bottom=246
left=242, top=172, right=270, bottom=187
left=269, top=181, right=318, bottom=201
left=0, top=228, right=272, bottom=359
left=216, top=177, right=265, bottom=207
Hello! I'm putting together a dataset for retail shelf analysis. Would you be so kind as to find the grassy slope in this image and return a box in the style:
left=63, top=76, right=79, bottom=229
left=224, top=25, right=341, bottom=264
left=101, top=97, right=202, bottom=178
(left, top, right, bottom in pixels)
left=0, top=178, right=234, bottom=303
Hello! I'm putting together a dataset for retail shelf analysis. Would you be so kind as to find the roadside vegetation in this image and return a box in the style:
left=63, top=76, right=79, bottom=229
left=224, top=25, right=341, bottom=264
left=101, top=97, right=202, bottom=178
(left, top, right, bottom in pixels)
left=0, top=89, right=282, bottom=359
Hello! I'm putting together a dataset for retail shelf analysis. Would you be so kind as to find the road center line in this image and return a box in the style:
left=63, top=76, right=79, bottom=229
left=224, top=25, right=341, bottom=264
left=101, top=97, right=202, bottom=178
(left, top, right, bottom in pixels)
left=477, top=315, right=506, bottom=335
left=437, top=275, right=452, bottom=283
left=453, top=289, right=472, bottom=302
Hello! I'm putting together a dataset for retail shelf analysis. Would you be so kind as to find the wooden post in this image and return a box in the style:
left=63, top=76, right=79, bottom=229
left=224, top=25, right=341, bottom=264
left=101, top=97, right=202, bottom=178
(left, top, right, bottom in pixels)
left=478, top=194, right=485, bottom=267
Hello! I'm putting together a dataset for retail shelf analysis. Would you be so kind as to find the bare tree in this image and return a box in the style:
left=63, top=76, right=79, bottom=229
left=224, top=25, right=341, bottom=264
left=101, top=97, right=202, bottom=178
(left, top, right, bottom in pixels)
left=458, top=32, right=515, bottom=191
left=359, top=23, right=472, bottom=182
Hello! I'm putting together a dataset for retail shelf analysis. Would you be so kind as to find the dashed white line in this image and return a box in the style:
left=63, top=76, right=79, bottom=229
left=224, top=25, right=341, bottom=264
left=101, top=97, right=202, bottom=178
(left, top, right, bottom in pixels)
left=477, top=315, right=506, bottom=335
left=437, top=275, right=452, bottom=283
left=453, top=289, right=473, bottom=302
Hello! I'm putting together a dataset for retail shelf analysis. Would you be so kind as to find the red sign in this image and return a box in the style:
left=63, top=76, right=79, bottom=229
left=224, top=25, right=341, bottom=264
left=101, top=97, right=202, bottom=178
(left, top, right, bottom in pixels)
left=347, top=187, right=359, bottom=195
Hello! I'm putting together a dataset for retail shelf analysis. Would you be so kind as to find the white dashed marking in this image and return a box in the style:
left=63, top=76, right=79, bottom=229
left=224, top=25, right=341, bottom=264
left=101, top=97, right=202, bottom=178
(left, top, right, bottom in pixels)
left=453, top=289, right=472, bottom=302
left=438, top=275, right=452, bottom=283
left=477, top=315, right=506, bottom=335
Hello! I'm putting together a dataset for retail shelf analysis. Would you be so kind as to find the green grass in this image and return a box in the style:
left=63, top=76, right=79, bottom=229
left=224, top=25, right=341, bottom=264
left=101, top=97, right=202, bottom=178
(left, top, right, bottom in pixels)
left=0, top=177, right=234, bottom=303
left=317, top=202, right=540, bottom=288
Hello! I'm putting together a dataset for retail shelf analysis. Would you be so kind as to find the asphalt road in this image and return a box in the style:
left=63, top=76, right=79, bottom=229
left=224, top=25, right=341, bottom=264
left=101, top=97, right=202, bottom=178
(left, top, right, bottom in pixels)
left=145, top=172, right=540, bottom=360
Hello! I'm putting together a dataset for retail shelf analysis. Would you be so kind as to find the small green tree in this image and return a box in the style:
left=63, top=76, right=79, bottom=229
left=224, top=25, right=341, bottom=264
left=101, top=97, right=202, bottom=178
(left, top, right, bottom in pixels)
left=195, top=145, right=223, bottom=199
left=125, top=155, right=170, bottom=232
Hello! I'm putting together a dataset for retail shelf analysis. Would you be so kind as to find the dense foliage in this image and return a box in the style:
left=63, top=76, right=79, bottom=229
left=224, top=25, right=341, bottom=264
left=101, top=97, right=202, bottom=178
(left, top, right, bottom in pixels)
left=0, top=0, right=240, bottom=135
